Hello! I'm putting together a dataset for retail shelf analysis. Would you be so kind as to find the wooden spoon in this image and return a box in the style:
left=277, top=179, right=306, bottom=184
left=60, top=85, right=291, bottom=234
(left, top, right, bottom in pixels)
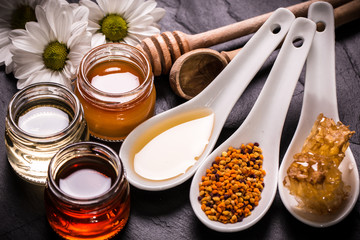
left=169, top=0, right=360, bottom=100
left=138, top=0, right=349, bottom=76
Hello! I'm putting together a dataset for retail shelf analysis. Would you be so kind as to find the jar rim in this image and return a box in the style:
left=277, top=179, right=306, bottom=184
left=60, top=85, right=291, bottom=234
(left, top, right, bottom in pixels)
left=47, top=141, right=124, bottom=205
left=78, top=42, right=153, bottom=100
left=7, top=82, right=82, bottom=141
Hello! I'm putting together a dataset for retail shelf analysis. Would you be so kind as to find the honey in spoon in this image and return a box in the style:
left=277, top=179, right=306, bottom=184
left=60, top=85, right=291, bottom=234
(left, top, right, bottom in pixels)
left=283, top=113, right=355, bottom=214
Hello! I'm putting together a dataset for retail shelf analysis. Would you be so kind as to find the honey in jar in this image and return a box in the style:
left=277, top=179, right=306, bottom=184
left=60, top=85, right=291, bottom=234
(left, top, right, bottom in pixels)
left=75, top=43, right=156, bottom=141
left=5, top=83, right=88, bottom=185
left=45, top=142, right=130, bottom=239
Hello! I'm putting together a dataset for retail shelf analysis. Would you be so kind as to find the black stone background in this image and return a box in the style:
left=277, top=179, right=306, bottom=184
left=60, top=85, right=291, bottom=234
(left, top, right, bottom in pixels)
left=0, top=0, right=359, bottom=239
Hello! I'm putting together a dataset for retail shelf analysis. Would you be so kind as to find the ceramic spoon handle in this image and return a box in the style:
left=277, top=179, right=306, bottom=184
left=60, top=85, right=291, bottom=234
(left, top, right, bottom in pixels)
left=194, top=8, right=294, bottom=117
left=305, top=2, right=338, bottom=121
left=239, top=18, right=316, bottom=143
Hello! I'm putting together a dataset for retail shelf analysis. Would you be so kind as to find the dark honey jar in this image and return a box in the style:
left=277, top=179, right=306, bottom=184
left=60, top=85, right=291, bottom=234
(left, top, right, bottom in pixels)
left=45, top=142, right=130, bottom=239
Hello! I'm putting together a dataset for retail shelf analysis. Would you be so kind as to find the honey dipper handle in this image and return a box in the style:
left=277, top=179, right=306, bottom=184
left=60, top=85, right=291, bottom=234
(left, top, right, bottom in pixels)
left=138, top=0, right=351, bottom=76
left=220, top=0, right=360, bottom=63
left=186, top=0, right=350, bottom=50
left=220, top=49, right=241, bottom=63
left=334, top=0, right=360, bottom=27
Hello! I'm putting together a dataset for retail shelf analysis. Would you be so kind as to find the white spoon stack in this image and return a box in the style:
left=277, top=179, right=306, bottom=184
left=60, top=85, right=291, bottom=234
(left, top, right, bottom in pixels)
left=120, top=8, right=295, bottom=191
left=190, top=17, right=316, bottom=232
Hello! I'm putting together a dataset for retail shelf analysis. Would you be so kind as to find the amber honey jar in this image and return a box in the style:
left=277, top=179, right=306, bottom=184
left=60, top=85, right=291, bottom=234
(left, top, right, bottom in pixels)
left=5, top=83, right=88, bottom=185
left=45, top=142, right=130, bottom=240
left=75, top=43, right=156, bottom=141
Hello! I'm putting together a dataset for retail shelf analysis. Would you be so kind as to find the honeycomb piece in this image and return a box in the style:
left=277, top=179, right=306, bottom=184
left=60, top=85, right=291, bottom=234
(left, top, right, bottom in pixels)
left=284, top=113, right=354, bottom=214
left=284, top=153, right=350, bottom=214
left=301, top=113, right=355, bottom=166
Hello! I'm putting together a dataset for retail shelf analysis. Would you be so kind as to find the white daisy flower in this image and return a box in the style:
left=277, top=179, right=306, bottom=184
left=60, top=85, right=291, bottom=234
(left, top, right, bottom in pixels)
left=10, top=0, right=91, bottom=89
left=79, top=0, right=166, bottom=47
left=0, top=0, right=47, bottom=74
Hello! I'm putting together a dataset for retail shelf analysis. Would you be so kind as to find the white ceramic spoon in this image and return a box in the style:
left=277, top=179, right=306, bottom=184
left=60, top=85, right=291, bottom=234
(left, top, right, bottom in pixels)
left=278, top=2, right=360, bottom=228
left=120, top=8, right=295, bottom=191
left=189, top=18, right=316, bottom=232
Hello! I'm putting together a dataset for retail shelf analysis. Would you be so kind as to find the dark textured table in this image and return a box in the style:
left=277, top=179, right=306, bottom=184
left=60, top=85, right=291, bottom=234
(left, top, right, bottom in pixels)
left=1, top=0, right=359, bottom=239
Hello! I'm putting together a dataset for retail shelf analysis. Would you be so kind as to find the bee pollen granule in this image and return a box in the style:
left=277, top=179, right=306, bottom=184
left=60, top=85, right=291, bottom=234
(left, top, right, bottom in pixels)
left=198, top=143, right=266, bottom=223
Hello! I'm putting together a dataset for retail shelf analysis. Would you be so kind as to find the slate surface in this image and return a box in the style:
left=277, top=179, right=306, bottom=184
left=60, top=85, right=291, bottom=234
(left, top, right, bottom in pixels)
left=0, top=0, right=359, bottom=239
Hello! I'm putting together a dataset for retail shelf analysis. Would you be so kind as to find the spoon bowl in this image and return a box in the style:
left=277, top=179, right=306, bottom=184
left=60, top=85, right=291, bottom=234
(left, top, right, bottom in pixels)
left=120, top=8, right=295, bottom=191
left=190, top=17, right=316, bottom=232
left=278, top=2, right=359, bottom=228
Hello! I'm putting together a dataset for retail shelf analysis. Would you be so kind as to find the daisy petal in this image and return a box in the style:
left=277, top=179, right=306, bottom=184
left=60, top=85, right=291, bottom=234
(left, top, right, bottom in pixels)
left=128, top=25, right=160, bottom=34
left=87, top=20, right=101, bottom=33
left=124, top=0, right=142, bottom=16
left=123, top=35, right=141, bottom=46
left=13, top=59, right=44, bottom=79
left=0, top=32, right=10, bottom=46
left=9, top=29, right=27, bottom=39
left=16, top=69, right=50, bottom=89
left=37, top=69, right=53, bottom=83
left=0, top=44, right=11, bottom=63
left=126, top=0, right=157, bottom=21
left=73, top=5, right=89, bottom=23
left=5, top=61, right=14, bottom=74
left=97, top=0, right=113, bottom=14
left=69, top=21, right=88, bottom=46
left=55, top=8, right=73, bottom=42
left=12, top=36, right=44, bottom=54
left=17, top=78, right=31, bottom=89
left=128, top=15, right=154, bottom=28
left=63, top=61, right=74, bottom=77
left=12, top=50, right=42, bottom=65
left=115, top=0, right=133, bottom=16
left=25, top=22, right=49, bottom=47
left=35, top=5, right=54, bottom=41
left=79, top=0, right=104, bottom=21
left=52, top=71, right=72, bottom=89
left=151, top=8, right=166, bottom=22
left=91, top=33, right=106, bottom=48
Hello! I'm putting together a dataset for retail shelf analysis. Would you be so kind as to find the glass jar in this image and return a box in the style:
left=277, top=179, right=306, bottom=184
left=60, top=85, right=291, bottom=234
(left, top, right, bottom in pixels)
left=45, top=142, right=131, bottom=240
left=5, top=83, right=89, bottom=185
left=75, top=43, right=156, bottom=141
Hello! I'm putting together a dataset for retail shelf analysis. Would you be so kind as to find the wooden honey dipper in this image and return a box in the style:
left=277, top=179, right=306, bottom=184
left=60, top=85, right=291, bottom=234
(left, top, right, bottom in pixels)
left=137, top=0, right=351, bottom=76
left=169, top=0, right=360, bottom=99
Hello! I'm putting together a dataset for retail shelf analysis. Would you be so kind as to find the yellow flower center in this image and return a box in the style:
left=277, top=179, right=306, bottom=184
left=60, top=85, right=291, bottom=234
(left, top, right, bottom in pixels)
left=100, top=14, right=128, bottom=42
left=43, top=41, right=69, bottom=71
left=11, top=5, right=37, bottom=29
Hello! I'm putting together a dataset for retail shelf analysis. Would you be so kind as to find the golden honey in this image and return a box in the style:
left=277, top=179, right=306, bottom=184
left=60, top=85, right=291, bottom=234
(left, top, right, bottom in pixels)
left=284, top=113, right=355, bottom=214
left=45, top=142, right=130, bottom=240
left=75, top=43, right=156, bottom=141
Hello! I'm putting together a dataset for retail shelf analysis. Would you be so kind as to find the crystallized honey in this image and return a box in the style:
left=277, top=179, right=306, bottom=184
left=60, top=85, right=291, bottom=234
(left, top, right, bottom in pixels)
left=133, top=108, right=215, bottom=181
left=284, top=113, right=355, bottom=214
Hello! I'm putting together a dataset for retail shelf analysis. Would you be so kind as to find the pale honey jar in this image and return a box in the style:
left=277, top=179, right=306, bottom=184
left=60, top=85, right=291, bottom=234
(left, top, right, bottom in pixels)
left=5, top=83, right=89, bottom=185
